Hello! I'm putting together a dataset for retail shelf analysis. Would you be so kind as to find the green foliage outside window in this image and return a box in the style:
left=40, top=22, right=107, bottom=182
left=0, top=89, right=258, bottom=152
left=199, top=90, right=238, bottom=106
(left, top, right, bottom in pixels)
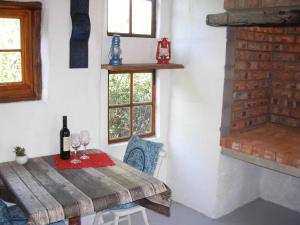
left=109, top=72, right=154, bottom=142
left=0, top=52, right=22, bottom=83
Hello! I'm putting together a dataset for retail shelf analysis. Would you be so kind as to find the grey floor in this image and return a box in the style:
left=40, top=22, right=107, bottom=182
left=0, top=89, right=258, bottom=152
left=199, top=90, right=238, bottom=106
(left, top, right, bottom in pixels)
left=82, top=199, right=300, bottom=225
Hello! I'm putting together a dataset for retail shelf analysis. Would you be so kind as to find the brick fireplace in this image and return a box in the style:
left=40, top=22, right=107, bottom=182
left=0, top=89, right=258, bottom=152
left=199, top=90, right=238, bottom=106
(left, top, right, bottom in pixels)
left=227, top=26, right=300, bottom=132
left=207, top=0, right=300, bottom=176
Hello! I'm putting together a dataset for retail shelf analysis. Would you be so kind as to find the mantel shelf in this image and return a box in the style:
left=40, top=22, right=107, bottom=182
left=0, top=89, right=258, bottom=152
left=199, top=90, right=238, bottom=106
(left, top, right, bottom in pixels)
left=101, top=63, right=184, bottom=72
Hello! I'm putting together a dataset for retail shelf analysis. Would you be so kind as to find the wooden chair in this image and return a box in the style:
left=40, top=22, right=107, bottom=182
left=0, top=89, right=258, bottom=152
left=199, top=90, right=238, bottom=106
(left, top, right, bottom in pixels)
left=93, top=150, right=166, bottom=225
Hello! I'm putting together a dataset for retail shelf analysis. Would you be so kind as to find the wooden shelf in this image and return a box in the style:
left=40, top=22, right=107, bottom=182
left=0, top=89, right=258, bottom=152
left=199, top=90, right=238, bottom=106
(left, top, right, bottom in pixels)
left=101, top=63, right=184, bottom=72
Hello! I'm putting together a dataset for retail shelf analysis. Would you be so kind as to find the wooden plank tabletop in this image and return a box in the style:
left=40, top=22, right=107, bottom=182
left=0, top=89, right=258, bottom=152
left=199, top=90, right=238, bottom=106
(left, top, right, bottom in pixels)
left=0, top=150, right=171, bottom=225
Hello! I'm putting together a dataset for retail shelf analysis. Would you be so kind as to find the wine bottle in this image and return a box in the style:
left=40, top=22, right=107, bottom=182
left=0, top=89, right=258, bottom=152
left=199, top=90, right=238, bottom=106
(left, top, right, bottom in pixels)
left=60, top=116, right=70, bottom=160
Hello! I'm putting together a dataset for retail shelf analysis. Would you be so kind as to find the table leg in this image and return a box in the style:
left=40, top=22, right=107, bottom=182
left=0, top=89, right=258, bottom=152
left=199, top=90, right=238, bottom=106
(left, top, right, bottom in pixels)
left=69, top=216, right=81, bottom=225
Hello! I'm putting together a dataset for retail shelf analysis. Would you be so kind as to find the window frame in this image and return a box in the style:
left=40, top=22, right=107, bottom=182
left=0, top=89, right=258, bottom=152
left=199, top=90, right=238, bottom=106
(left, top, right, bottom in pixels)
left=108, top=70, right=156, bottom=144
left=0, top=1, right=42, bottom=103
left=107, top=0, right=156, bottom=38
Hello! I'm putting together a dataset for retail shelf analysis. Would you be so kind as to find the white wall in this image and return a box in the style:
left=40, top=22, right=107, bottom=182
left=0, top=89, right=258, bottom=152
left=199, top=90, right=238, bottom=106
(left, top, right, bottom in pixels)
left=0, top=0, right=172, bottom=185
left=168, top=0, right=227, bottom=217
left=98, top=0, right=173, bottom=182
left=0, top=0, right=102, bottom=162
left=168, top=0, right=300, bottom=218
left=2, top=0, right=300, bottom=219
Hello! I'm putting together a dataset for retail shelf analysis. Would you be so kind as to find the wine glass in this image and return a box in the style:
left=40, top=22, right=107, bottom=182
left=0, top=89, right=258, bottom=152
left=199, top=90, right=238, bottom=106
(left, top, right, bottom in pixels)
left=80, top=130, right=90, bottom=160
left=70, top=133, right=81, bottom=164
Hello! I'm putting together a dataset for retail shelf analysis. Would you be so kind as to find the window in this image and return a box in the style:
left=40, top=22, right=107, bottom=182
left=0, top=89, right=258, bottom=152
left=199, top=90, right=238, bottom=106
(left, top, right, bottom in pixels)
left=107, top=0, right=156, bottom=38
left=0, top=2, right=42, bottom=103
left=108, top=71, right=156, bottom=143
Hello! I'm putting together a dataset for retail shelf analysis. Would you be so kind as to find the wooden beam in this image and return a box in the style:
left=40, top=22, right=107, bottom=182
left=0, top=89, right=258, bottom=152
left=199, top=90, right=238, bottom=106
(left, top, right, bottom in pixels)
left=207, top=8, right=300, bottom=27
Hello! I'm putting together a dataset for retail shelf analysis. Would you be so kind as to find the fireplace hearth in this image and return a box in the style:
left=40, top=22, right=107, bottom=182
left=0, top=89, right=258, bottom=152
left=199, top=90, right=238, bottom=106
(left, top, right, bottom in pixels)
left=207, top=1, right=300, bottom=177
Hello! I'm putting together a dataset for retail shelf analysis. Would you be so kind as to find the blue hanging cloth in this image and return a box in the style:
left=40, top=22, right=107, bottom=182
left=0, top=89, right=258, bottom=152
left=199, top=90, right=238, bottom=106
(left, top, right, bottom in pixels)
left=70, top=0, right=91, bottom=68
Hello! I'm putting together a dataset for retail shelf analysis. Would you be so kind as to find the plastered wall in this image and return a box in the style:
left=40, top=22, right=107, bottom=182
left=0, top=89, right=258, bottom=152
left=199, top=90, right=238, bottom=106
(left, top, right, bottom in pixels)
left=168, top=0, right=300, bottom=218
left=0, top=0, right=172, bottom=185
left=168, top=0, right=226, bottom=217
left=1, top=0, right=299, bottom=219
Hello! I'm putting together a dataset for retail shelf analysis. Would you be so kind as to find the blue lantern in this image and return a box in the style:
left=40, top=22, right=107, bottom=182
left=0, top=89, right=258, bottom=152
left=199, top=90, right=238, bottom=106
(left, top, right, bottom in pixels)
left=109, top=34, right=122, bottom=65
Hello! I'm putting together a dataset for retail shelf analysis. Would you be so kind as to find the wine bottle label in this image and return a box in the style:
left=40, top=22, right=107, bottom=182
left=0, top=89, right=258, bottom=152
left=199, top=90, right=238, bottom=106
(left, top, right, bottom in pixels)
left=63, top=137, right=70, bottom=152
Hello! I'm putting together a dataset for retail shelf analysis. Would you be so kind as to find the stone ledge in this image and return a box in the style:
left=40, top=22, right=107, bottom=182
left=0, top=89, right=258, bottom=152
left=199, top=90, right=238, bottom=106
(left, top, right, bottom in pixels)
left=221, top=123, right=300, bottom=171
left=222, top=148, right=300, bottom=178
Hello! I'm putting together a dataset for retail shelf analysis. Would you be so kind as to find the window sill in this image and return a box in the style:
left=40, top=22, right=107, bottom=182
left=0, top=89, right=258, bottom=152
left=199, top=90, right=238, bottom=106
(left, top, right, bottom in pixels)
left=107, top=32, right=155, bottom=39
left=108, top=136, right=160, bottom=148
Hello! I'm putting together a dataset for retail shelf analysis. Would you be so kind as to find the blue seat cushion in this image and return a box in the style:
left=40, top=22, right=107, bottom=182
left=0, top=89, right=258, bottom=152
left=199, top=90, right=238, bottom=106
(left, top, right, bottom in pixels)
left=8, top=206, right=27, bottom=221
left=123, top=135, right=163, bottom=176
left=7, top=205, right=28, bottom=225
left=108, top=136, right=162, bottom=211
left=50, top=221, right=66, bottom=225
left=109, top=202, right=138, bottom=211
left=8, top=205, right=66, bottom=225
left=0, top=199, right=66, bottom=225
left=0, top=200, right=12, bottom=225
left=10, top=220, right=26, bottom=225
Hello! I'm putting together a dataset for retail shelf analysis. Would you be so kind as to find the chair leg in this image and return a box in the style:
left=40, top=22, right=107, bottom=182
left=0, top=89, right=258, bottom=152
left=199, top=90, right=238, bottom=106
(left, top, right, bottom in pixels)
left=113, top=216, right=119, bottom=225
left=93, top=212, right=104, bottom=225
left=127, top=215, right=132, bottom=225
left=141, top=208, right=150, bottom=225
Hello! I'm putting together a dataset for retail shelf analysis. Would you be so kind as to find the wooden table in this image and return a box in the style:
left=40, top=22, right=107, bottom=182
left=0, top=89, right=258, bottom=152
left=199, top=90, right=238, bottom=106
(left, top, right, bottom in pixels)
left=0, top=150, right=171, bottom=225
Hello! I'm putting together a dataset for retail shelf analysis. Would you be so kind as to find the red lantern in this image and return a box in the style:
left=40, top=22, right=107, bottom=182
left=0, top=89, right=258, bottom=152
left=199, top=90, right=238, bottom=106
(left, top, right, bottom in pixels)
left=156, top=37, right=171, bottom=64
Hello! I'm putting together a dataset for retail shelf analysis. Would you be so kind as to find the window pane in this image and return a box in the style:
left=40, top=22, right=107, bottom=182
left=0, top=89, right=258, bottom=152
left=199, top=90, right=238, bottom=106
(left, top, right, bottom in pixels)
left=109, top=73, right=130, bottom=105
left=132, top=0, right=152, bottom=35
left=109, top=107, right=131, bottom=140
left=108, top=0, right=130, bottom=34
left=0, top=18, right=21, bottom=49
left=133, top=105, right=152, bottom=135
left=0, top=52, right=22, bottom=83
left=133, top=73, right=152, bottom=103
